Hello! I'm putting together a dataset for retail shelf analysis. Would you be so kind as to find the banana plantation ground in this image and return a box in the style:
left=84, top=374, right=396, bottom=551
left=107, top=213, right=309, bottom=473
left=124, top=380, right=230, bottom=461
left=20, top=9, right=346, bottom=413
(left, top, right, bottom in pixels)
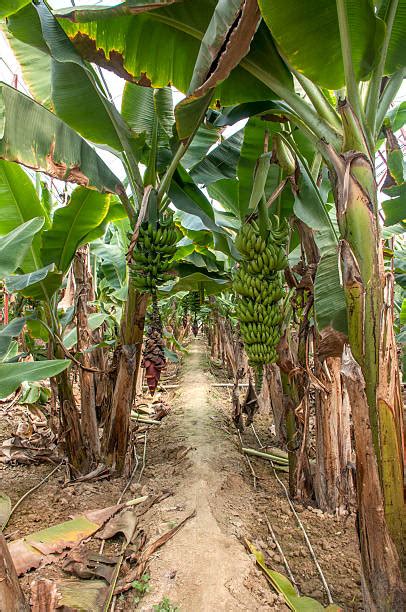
left=1, top=337, right=362, bottom=611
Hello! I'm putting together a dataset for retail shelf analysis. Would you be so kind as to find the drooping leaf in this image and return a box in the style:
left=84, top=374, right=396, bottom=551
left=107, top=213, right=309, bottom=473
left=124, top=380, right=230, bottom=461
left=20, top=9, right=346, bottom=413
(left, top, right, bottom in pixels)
left=91, top=242, right=127, bottom=292
left=0, top=84, right=123, bottom=195
left=0, top=161, right=49, bottom=274
left=258, top=0, right=385, bottom=89
left=57, top=1, right=291, bottom=107
left=175, top=0, right=262, bottom=137
left=0, top=218, right=44, bottom=277
left=5, top=265, right=63, bottom=301
left=41, top=187, right=110, bottom=274
left=7, top=1, right=131, bottom=151
left=382, top=184, right=406, bottom=226
left=246, top=540, right=340, bottom=611
left=0, top=317, right=27, bottom=362
left=0, top=360, right=70, bottom=399
left=189, top=130, right=243, bottom=186
left=314, top=253, right=348, bottom=334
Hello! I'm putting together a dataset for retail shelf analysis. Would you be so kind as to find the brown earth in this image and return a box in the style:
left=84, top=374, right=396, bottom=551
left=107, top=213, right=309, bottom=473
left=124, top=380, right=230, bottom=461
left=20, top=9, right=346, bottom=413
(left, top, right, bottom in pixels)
left=0, top=337, right=363, bottom=611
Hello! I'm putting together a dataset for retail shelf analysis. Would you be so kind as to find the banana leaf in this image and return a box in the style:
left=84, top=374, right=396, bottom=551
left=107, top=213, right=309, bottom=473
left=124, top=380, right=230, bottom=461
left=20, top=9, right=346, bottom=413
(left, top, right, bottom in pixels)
left=7, top=1, right=132, bottom=151
left=0, top=218, right=44, bottom=277
left=41, top=187, right=111, bottom=274
left=258, top=0, right=385, bottom=89
left=0, top=84, right=123, bottom=195
left=0, top=360, right=70, bottom=399
left=56, top=0, right=291, bottom=106
left=246, top=540, right=341, bottom=612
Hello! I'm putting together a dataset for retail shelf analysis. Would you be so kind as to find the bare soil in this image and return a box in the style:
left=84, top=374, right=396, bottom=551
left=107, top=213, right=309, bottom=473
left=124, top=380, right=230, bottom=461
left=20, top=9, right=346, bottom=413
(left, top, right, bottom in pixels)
left=1, top=338, right=363, bottom=611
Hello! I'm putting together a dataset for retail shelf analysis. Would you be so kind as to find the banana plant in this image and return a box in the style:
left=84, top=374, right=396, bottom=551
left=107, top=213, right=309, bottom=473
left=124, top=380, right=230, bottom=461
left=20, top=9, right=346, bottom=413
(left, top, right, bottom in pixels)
left=2, top=0, right=263, bottom=472
left=53, top=0, right=405, bottom=603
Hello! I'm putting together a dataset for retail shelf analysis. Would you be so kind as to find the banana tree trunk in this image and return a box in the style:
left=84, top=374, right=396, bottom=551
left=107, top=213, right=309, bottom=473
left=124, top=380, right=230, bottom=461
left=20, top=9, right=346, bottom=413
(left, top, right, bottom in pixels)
left=0, top=533, right=28, bottom=611
left=314, top=354, right=355, bottom=512
left=73, top=246, right=100, bottom=463
left=56, top=365, right=89, bottom=475
left=102, top=282, right=148, bottom=473
left=342, top=351, right=405, bottom=608
left=325, top=101, right=405, bottom=596
left=327, top=142, right=405, bottom=558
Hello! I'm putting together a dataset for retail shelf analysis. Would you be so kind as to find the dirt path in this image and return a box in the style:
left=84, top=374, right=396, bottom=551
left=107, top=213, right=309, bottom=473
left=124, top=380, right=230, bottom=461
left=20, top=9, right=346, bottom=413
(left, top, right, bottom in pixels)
left=0, top=337, right=362, bottom=610
left=140, top=339, right=271, bottom=611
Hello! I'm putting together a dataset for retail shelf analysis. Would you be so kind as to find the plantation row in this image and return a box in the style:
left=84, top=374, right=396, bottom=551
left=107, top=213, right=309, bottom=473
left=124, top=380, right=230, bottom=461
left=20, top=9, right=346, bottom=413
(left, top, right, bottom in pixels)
left=0, top=0, right=405, bottom=609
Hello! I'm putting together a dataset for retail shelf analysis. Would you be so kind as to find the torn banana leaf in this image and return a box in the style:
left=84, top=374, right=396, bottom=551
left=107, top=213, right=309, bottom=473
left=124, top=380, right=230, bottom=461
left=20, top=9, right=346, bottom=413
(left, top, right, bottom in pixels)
left=9, top=503, right=126, bottom=575
left=246, top=540, right=341, bottom=612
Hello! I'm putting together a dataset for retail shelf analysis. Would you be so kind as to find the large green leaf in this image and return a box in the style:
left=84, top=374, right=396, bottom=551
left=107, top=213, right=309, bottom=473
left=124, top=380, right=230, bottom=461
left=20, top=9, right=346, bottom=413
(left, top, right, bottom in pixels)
left=0, top=0, right=29, bottom=18
left=384, top=0, right=406, bottom=75
left=7, top=2, right=131, bottom=151
left=0, top=83, right=123, bottom=195
left=0, top=218, right=44, bottom=277
left=207, top=179, right=240, bottom=218
left=181, top=123, right=220, bottom=170
left=258, top=0, right=385, bottom=89
left=57, top=1, right=291, bottom=106
left=382, top=184, right=406, bottom=226
left=121, top=84, right=174, bottom=168
left=0, top=161, right=49, bottom=275
left=189, top=130, right=243, bottom=186
left=41, top=187, right=110, bottom=274
left=2, top=27, right=51, bottom=108
left=161, top=262, right=231, bottom=295
left=0, top=317, right=27, bottom=361
left=5, top=265, right=63, bottom=301
left=0, top=360, right=70, bottom=399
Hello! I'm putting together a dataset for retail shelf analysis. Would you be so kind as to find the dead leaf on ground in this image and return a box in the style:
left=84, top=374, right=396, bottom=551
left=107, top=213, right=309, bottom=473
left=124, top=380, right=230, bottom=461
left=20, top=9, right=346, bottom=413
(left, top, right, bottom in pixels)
left=9, top=503, right=126, bottom=575
left=31, top=577, right=108, bottom=612
left=114, top=510, right=196, bottom=594
left=97, top=508, right=138, bottom=544
left=63, top=548, right=118, bottom=583
left=0, top=434, right=58, bottom=464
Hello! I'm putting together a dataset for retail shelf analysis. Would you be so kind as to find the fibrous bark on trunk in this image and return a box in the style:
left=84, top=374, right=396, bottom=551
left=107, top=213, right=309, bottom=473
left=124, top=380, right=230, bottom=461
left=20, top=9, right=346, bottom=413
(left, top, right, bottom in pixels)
left=102, top=283, right=148, bottom=473
left=342, top=351, right=406, bottom=609
left=73, top=246, right=99, bottom=463
left=314, top=355, right=355, bottom=513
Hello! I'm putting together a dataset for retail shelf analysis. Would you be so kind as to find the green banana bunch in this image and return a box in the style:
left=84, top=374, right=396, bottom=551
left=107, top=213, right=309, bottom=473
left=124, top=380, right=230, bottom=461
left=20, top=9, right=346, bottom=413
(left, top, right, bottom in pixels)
left=130, top=215, right=179, bottom=291
left=233, top=216, right=288, bottom=387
